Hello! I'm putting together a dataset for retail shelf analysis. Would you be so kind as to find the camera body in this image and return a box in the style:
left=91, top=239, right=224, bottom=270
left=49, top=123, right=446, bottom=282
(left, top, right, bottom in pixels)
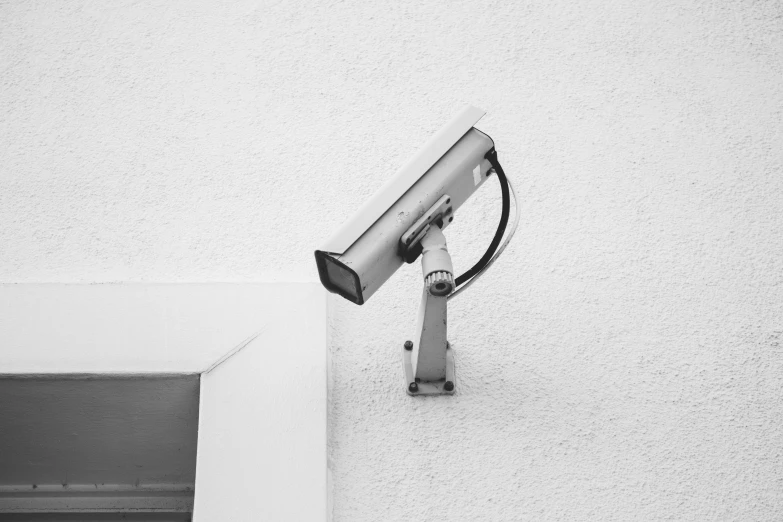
left=315, top=106, right=494, bottom=305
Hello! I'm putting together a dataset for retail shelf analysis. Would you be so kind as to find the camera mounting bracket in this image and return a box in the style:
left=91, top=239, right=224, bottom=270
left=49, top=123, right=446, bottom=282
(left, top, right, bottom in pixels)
left=399, top=194, right=454, bottom=264
left=402, top=225, right=455, bottom=396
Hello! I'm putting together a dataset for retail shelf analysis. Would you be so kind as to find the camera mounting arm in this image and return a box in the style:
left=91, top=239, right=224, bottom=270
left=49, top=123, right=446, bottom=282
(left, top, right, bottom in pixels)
left=402, top=223, right=456, bottom=396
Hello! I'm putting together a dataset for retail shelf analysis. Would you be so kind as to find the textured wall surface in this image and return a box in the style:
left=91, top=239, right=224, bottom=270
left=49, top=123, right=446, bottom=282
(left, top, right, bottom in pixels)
left=2, top=1, right=782, bottom=520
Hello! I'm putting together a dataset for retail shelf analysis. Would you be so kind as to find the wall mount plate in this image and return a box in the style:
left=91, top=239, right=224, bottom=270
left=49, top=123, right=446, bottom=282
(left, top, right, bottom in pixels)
left=402, top=342, right=455, bottom=396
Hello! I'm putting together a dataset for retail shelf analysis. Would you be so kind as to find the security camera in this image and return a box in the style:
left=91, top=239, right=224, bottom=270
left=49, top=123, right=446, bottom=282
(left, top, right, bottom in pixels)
left=315, top=105, right=518, bottom=396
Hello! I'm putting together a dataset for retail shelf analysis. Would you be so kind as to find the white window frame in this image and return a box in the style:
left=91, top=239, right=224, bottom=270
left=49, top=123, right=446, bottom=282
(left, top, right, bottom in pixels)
left=0, top=283, right=328, bottom=520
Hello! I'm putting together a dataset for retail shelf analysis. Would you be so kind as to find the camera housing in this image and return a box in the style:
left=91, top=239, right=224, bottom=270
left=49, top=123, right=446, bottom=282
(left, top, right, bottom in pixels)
left=315, top=106, right=495, bottom=305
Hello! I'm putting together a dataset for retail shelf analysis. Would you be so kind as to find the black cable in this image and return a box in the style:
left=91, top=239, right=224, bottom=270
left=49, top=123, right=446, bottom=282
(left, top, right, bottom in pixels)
left=454, top=149, right=510, bottom=287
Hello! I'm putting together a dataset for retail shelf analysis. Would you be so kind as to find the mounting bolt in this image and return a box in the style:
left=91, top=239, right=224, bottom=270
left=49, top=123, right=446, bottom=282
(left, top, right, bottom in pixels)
left=409, top=382, right=418, bottom=393
left=444, top=381, right=454, bottom=392
left=404, top=340, right=413, bottom=351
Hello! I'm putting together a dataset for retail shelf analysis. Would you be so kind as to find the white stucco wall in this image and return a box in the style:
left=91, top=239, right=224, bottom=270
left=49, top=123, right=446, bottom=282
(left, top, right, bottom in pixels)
left=2, top=1, right=782, bottom=520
